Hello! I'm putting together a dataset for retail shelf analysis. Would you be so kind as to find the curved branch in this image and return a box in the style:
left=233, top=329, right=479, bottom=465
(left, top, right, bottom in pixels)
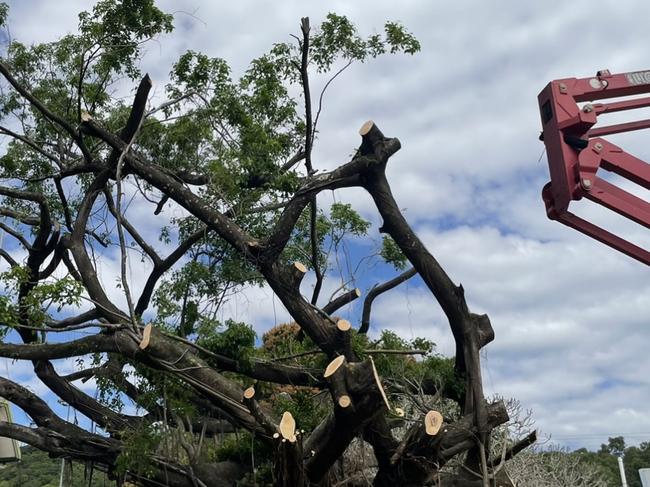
left=64, top=170, right=129, bottom=323
left=0, top=376, right=122, bottom=462
left=0, top=207, right=40, bottom=226
left=135, top=226, right=206, bottom=316
left=0, top=220, right=34, bottom=250
left=47, top=308, right=101, bottom=329
left=0, top=249, right=17, bottom=267
left=0, top=421, right=120, bottom=462
left=360, top=267, right=417, bottom=334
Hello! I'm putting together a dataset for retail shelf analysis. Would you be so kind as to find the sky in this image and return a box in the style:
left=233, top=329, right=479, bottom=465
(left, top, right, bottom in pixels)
left=2, top=0, right=650, bottom=453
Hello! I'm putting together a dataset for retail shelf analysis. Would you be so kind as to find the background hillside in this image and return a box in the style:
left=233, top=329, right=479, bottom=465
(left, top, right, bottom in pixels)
left=0, top=447, right=114, bottom=487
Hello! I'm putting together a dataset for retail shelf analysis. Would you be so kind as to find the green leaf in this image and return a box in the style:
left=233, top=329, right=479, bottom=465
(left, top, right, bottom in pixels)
left=380, top=235, right=408, bottom=270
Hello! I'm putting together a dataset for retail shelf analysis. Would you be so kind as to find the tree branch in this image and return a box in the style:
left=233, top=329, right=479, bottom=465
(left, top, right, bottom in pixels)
left=358, top=120, right=494, bottom=477
left=135, top=226, right=207, bottom=315
left=0, top=61, right=93, bottom=162
left=360, top=267, right=417, bottom=334
left=322, top=288, right=361, bottom=315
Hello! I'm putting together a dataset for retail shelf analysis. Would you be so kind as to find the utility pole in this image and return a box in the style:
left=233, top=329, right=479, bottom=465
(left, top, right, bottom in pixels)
left=618, top=456, right=628, bottom=487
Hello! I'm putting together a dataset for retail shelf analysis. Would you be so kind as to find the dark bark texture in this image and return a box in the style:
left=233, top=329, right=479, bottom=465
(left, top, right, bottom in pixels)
left=0, top=18, right=534, bottom=486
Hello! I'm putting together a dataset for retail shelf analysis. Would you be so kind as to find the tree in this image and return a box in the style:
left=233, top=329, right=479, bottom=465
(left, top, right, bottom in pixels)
left=576, top=437, right=650, bottom=487
left=506, top=446, right=611, bottom=487
left=0, top=1, right=534, bottom=485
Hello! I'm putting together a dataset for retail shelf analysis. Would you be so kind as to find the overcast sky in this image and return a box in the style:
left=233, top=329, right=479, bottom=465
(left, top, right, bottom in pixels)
left=4, top=0, right=650, bottom=451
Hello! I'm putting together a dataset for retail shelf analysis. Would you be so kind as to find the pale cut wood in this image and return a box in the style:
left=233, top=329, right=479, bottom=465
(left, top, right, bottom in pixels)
left=80, top=111, right=93, bottom=122
left=139, top=324, right=152, bottom=350
left=279, top=411, right=296, bottom=443
left=369, top=356, right=391, bottom=410
left=424, top=410, right=443, bottom=436
left=323, top=355, right=346, bottom=378
left=394, top=407, right=405, bottom=417
left=359, top=120, right=374, bottom=136
left=354, top=288, right=361, bottom=297
left=273, top=433, right=280, bottom=439
left=338, top=395, right=351, bottom=408
left=288, top=262, right=308, bottom=290
left=336, top=319, right=351, bottom=332
left=243, top=387, right=255, bottom=400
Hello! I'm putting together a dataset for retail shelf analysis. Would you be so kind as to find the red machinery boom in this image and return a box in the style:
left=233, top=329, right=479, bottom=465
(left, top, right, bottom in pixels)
left=538, top=69, right=650, bottom=265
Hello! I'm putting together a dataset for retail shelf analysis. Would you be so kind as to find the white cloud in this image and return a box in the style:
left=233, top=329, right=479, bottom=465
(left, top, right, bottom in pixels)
left=370, top=224, right=650, bottom=447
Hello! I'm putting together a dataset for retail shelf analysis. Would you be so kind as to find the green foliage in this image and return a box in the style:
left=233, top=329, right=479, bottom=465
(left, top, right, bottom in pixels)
left=422, top=354, right=463, bottom=398
left=310, top=13, right=420, bottom=71
left=0, top=3, right=7, bottom=28
left=364, top=330, right=463, bottom=397
left=78, top=0, right=173, bottom=78
left=620, top=441, right=650, bottom=487
left=152, top=246, right=263, bottom=338
left=0, top=266, right=83, bottom=331
left=198, top=319, right=256, bottom=370
left=210, top=433, right=274, bottom=485
left=0, top=446, right=115, bottom=487
left=368, top=330, right=426, bottom=373
left=115, top=423, right=161, bottom=477
left=380, top=235, right=408, bottom=270
left=574, top=436, right=650, bottom=487
left=0, top=296, right=16, bottom=338
left=162, top=44, right=301, bottom=199
left=572, top=448, right=619, bottom=486
left=213, top=431, right=270, bottom=463
left=281, top=202, right=371, bottom=273
left=0, top=0, right=175, bottom=231
left=329, top=202, right=370, bottom=242
left=169, top=51, right=230, bottom=94
left=600, top=435, right=626, bottom=456
left=93, top=355, right=126, bottom=413
left=272, top=388, right=328, bottom=432
left=25, top=275, right=84, bottom=313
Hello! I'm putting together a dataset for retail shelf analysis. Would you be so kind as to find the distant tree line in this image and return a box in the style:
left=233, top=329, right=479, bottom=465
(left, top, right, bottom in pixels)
left=574, top=436, right=650, bottom=487
left=507, top=436, right=650, bottom=487
left=0, top=446, right=113, bottom=487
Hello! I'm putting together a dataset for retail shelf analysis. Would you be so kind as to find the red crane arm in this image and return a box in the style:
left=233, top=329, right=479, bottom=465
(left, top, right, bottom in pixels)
left=538, top=69, right=650, bottom=265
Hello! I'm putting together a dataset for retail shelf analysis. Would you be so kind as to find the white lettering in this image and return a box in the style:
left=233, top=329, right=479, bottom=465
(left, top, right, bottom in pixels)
left=626, top=71, right=650, bottom=85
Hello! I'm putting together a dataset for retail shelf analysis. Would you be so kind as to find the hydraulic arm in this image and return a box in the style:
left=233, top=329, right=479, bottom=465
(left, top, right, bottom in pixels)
left=538, top=69, right=650, bottom=265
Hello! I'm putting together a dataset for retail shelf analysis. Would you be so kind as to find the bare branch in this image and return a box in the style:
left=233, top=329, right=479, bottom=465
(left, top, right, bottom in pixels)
left=360, top=267, right=417, bottom=334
